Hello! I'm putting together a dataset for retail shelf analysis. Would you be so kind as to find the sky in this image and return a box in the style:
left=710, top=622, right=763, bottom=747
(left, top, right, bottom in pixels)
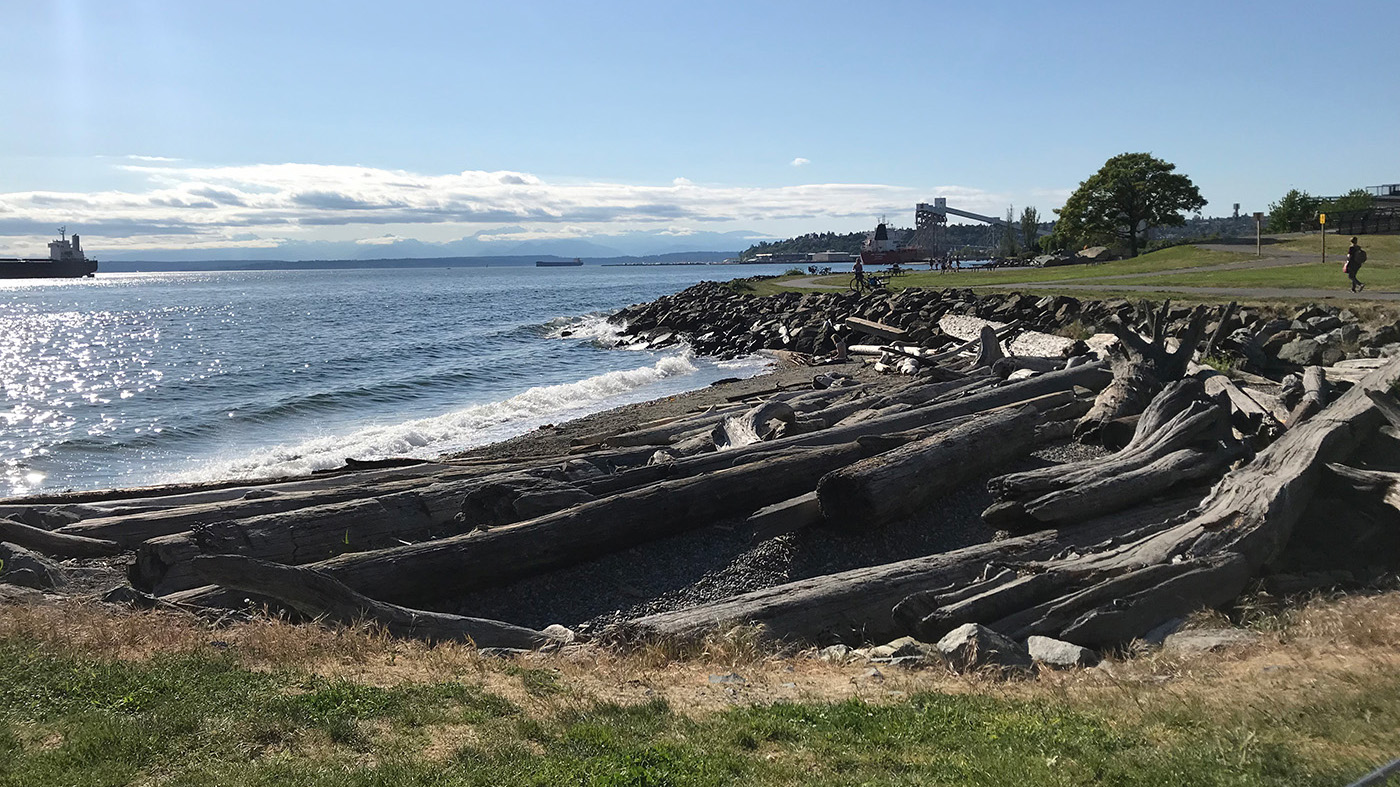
left=1, top=0, right=1397, bottom=259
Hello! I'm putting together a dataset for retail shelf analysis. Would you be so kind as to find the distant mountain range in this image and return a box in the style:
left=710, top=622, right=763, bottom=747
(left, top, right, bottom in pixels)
left=99, top=251, right=740, bottom=273
left=97, top=228, right=769, bottom=264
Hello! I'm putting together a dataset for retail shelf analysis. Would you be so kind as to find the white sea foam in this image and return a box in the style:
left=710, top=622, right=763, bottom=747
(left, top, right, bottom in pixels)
left=159, top=353, right=703, bottom=484
left=544, top=312, right=630, bottom=346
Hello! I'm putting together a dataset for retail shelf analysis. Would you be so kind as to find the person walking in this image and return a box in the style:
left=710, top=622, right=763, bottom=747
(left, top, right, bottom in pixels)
left=1345, top=237, right=1367, bottom=293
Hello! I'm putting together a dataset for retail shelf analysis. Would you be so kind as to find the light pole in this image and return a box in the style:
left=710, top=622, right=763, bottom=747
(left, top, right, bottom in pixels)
left=1254, top=212, right=1264, bottom=257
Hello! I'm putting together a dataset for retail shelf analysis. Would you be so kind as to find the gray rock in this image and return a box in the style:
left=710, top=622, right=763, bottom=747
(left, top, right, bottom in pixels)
left=936, top=623, right=1033, bottom=671
left=101, top=585, right=159, bottom=608
left=1026, top=635, right=1100, bottom=668
left=817, top=644, right=853, bottom=663
left=1163, top=628, right=1259, bottom=655
left=708, top=672, right=746, bottom=684
left=0, top=542, right=65, bottom=590
left=1276, top=338, right=1323, bottom=366
left=1307, top=315, right=1343, bottom=332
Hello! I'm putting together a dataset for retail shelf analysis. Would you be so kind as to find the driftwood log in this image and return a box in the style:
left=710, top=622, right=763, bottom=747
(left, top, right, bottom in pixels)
left=818, top=405, right=1043, bottom=528
left=1076, top=300, right=1209, bottom=441
left=984, top=378, right=1244, bottom=528
left=173, top=435, right=908, bottom=608
left=624, top=492, right=1204, bottom=645
left=911, top=354, right=1400, bottom=648
left=190, top=555, right=561, bottom=648
left=0, top=518, right=122, bottom=558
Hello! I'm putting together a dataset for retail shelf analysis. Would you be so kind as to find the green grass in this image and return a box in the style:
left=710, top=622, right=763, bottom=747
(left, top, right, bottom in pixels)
left=2, top=634, right=1397, bottom=786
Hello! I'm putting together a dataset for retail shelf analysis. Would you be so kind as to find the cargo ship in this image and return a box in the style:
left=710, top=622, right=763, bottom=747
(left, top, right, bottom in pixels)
left=0, top=228, right=98, bottom=278
left=536, top=258, right=584, bottom=267
left=858, top=220, right=925, bottom=267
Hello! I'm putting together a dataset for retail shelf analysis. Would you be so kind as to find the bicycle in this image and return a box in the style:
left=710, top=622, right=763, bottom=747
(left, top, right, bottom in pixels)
left=849, top=273, right=887, bottom=293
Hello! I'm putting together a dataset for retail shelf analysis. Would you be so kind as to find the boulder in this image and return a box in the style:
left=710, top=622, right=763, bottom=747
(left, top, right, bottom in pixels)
left=1277, top=338, right=1324, bottom=366
left=1026, top=635, right=1100, bottom=668
left=1162, top=628, right=1259, bottom=655
left=1075, top=246, right=1115, bottom=262
left=936, top=623, right=1033, bottom=671
left=0, top=542, right=65, bottom=590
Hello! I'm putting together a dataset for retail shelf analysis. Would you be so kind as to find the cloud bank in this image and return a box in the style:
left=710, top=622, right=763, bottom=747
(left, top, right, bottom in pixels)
left=0, top=160, right=1008, bottom=253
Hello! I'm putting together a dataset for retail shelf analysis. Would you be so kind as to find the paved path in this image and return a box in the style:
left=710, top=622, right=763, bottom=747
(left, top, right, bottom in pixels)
left=988, top=283, right=1397, bottom=301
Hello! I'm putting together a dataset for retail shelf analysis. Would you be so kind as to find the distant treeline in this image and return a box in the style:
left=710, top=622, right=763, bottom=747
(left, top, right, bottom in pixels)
left=739, top=225, right=1023, bottom=260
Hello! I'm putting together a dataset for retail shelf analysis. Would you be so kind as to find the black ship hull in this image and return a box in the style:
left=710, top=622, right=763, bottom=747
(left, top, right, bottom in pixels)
left=0, top=259, right=98, bottom=279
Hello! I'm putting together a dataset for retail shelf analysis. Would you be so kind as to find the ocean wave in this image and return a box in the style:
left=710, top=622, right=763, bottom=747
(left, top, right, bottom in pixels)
left=157, top=353, right=701, bottom=484
left=539, top=312, right=630, bottom=347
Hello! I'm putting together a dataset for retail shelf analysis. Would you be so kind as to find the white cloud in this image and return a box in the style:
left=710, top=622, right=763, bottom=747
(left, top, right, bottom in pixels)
left=790, top=157, right=810, bottom=167
left=356, top=234, right=404, bottom=245
left=0, top=160, right=1010, bottom=252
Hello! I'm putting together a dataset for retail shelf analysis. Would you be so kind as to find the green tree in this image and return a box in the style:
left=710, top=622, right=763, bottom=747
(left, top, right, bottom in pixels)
left=1019, top=206, right=1040, bottom=253
left=1265, top=189, right=1322, bottom=233
left=1323, top=188, right=1374, bottom=214
left=1052, top=152, right=1206, bottom=257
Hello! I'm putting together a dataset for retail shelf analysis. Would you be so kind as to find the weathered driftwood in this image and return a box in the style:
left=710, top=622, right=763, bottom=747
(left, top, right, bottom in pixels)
left=53, top=460, right=560, bottom=546
left=624, top=492, right=1203, bottom=645
left=0, top=517, right=122, bottom=558
left=920, top=355, right=1400, bottom=648
left=818, top=405, right=1042, bottom=528
left=742, top=492, right=822, bottom=542
left=985, top=378, right=1226, bottom=498
left=580, top=363, right=1108, bottom=498
left=1194, top=366, right=1282, bottom=438
left=190, top=555, right=560, bottom=648
left=1076, top=300, right=1209, bottom=442
left=1286, top=365, right=1331, bottom=427
left=845, top=317, right=906, bottom=343
left=971, top=325, right=1006, bottom=369
left=922, top=321, right=1023, bottom=366
left=712, top=400, right=797, bottom=450
left=183, top=436, right=903, bottom=608
left=1198, top=300, right=1237, bottom=361
left=1324, top=463, right=1400, bottom=512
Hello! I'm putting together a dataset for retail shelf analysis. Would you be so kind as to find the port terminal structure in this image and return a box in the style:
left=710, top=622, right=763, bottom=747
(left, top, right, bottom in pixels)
left=910, top=198, right=1013, bottom=259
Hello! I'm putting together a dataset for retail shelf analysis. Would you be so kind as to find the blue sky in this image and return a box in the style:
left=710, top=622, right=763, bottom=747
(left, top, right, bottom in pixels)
left=2, top=0, right=1396, bottom=258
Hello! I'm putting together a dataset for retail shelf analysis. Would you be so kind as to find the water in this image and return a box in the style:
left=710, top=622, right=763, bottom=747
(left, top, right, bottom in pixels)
left=0, top=264, right=797, bottom=497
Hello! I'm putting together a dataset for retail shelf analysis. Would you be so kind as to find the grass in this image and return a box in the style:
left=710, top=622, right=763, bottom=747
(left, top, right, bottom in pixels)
left=745, top=237, right=1400, bottom=302
left=3, top=593, right=1400, bottom=785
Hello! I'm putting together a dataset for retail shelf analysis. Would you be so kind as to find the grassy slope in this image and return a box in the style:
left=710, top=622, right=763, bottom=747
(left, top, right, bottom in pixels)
left=1132, top=235, right=1400, bottom=291
left=748, top=238, right=1398, bottom=299
left=3, top=594, right=1400, bottom=786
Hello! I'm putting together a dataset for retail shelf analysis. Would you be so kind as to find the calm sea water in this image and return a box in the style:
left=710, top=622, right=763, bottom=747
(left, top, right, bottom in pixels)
left=0, top=264, right=798, bottom=497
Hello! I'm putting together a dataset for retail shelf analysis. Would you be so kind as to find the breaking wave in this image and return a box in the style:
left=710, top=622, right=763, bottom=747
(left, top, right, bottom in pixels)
left=158, top=353, right=701, bottom=484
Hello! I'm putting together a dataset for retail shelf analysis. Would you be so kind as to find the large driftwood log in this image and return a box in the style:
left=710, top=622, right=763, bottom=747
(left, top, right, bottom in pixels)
left=712, top=400, right=797, bottom=450
left=54, top=459, right=566, bottom=546
left=180, top=436, right=903, bottom=608
left=1076, top=300, right=1209, bottom=442
left=1286, top=366, right=1331, bottom=427
left=984, top=378, right=1238, bottom=528
left=0, top=518, right=122, bottom=558
left=624, top=492, right=1203, bottom=645
left=914, top=355, right=1400, bottom=648
left=190, top=555, right=560, bottom=648
left=581, top=363, right=1110, bottom=497
left=817, top=405, right=1042, bottom=528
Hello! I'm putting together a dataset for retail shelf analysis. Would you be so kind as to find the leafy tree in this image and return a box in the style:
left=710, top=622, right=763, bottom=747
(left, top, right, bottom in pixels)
left=1323, top=188, right=1374, bottom=215
left=1052, top=152, right=1206, bottom=257
left=1265, top=189, right=1322, bottom=233
left=1019, top=206, right=1040, bottom=253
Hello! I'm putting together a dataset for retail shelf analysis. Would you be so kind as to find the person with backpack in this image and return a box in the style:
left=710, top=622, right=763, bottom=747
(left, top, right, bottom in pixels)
left=1345, top=237, right=1367, bottom=293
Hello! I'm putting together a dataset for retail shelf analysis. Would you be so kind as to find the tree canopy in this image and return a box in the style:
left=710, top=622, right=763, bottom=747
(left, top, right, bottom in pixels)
left=1052, top=153, right=1206, bottom=257
left=1265, top=189, right=1322, bottom=233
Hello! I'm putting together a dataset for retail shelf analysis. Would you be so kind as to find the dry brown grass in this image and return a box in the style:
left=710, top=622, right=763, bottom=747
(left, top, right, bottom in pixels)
left=5, top=588, right=1400, bottom=734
